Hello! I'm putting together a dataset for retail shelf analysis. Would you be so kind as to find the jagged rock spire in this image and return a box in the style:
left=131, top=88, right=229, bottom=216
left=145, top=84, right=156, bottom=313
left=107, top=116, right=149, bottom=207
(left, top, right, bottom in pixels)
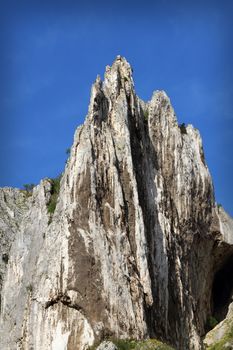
left=0, top=57, right=233, bottom=350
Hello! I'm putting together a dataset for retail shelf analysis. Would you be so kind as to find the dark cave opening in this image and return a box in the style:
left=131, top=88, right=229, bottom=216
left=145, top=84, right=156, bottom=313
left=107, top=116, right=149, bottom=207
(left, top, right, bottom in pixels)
left=212, top=254, right=233, bottom=322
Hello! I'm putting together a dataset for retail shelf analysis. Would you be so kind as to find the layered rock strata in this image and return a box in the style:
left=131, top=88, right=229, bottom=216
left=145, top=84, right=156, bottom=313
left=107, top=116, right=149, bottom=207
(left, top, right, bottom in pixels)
left=0, top=56, right=233, bottom=350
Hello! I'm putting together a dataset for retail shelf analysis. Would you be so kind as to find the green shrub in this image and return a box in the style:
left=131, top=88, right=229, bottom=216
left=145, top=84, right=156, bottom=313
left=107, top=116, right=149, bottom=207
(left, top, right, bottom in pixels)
left=207, top=316, right=219, bottom=330
left=114, top=339, right=136, bottom=350
left=144, top=109, right=149, bottom=121
left=47, top=199, right=57, bottom=214
left=22, top=183, right=35, bottom=196
left=47, top=174, right=62, bottom=222
left=23, top=183, right=35, bottom=192
left=179, top=123, right=187, bottom=135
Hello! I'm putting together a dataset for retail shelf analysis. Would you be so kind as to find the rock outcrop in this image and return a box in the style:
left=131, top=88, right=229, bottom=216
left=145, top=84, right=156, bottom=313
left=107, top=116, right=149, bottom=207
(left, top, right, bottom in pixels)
left=0, top=56, right=233, bottom=350
left=96, top=341, right=118, bottom=350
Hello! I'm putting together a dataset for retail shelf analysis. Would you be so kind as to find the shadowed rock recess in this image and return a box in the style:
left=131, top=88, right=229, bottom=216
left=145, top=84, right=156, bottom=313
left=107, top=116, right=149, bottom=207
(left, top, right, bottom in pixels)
left=0, top=57, right=233, bottom=350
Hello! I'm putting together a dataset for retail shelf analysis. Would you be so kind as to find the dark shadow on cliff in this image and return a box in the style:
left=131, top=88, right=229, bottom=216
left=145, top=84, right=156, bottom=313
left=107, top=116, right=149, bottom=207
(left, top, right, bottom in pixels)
left=126, top=94, right=170, bottom=341
left=212, top=254, right=233, bottom=322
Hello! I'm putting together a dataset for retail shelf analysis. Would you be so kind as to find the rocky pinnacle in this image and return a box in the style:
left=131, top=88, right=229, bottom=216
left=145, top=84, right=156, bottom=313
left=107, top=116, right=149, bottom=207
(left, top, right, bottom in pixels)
left=0, top=56, right=233, bottom=350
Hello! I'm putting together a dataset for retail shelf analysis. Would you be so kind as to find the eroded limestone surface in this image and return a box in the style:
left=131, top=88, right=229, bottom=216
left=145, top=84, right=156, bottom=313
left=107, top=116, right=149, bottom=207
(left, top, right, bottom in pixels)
left=0, top=57, right=232, bottom=350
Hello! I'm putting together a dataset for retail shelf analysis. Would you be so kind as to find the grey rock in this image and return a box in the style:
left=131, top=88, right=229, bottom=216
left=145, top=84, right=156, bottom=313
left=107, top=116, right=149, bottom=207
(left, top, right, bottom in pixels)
left=0, top=56, right=233, bottom=350
left=96, top=341, right=118, bottom=350
left=0, top=188, right=30, bottom=298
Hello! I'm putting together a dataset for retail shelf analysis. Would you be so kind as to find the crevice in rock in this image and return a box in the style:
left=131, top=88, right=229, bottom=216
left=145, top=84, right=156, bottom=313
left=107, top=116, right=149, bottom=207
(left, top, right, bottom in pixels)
left=45, top=293, right=83, bottom=312
left=125, top=94, right=168, bottom=339
left=109, top=131, right=139, bottom=266
left=212, top=254, right=233, bottom=322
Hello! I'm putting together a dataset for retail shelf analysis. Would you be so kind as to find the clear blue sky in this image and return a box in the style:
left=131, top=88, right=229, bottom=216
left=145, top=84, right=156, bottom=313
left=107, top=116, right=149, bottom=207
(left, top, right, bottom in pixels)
left=0, top=0, right=233, bottom=215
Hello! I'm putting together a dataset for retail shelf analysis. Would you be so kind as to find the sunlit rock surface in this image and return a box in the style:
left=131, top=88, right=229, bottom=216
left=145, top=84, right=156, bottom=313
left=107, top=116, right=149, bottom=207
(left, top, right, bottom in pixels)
left=0, top=57, right=233, bottom=350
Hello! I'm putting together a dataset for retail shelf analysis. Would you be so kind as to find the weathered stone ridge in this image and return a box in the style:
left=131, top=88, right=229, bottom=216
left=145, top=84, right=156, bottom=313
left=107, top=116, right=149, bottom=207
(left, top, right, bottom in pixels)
left=0, top=56, right=233, bottom=350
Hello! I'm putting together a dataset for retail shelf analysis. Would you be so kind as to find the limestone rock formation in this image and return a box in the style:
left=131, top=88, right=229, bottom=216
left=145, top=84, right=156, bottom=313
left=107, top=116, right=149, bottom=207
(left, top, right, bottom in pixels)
left=0, top=56, right=233, bottom=350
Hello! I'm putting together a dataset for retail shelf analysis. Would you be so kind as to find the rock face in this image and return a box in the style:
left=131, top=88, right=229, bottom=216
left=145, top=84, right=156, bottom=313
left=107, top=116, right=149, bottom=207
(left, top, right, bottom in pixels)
left=0, top=188, right=29, bottom=300
left=0, top=56, right=233, bottom=350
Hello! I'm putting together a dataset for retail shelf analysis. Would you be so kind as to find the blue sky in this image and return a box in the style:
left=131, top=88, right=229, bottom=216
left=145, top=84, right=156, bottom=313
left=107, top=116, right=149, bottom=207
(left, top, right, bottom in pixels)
left=0, top=0, right=233, bottom=215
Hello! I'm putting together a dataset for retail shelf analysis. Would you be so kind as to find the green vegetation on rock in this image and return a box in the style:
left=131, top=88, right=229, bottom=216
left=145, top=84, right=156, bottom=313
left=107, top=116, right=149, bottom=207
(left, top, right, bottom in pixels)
left=179, top=123, right=187, bottom=135
left=21, top=183, right=36, bottom=197
left=47, top=175, right=62, bottom=222
left=207, top=316, right=219, bottom=331
left=23, top=183, right=35, bottom=192
left=143, top=109, right=149, bottom=121
left=206, top=325, right=233, bottom=350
